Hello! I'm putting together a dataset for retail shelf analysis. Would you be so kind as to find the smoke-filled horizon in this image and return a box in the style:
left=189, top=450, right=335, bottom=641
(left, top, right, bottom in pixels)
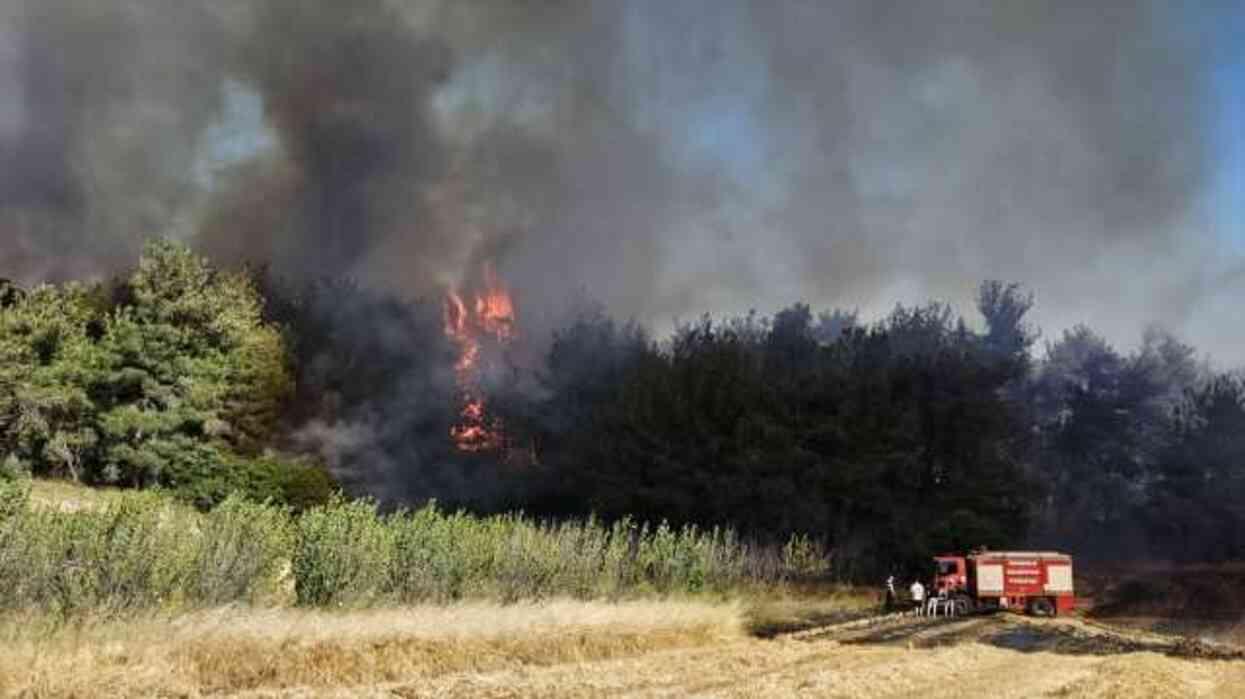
left=2, top=1, right=1242, bottom=362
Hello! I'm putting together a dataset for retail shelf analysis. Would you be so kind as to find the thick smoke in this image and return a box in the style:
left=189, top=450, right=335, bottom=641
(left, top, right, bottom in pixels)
left=0, top=1, right=231, bottom=281
left=744, top=2, right=1210, bottom=326
left=0, top=1, right=1227, bottom=348
left=198, top=0, right=456, bottom=285
left=0, top=1, right=1237, bottom=494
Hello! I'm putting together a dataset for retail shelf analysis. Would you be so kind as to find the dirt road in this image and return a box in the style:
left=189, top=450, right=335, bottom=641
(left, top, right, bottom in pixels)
left=364, top=614, right=1245, bottom=698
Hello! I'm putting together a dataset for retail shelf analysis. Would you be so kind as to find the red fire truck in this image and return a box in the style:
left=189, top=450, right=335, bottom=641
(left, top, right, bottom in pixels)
left=933, top=550, right=1075, bottom=616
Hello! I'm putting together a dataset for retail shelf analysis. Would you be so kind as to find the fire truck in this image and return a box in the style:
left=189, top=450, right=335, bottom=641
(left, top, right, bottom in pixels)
left=932, top=550, right=1075, bottom=616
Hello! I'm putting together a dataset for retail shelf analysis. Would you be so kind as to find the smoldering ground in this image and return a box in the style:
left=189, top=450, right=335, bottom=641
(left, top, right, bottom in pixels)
left=0, top=1, right=1239, bottom=500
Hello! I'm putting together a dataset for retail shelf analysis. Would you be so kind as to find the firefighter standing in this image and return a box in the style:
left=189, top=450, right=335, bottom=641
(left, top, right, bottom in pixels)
left=909, top=579, right=926, bottom=615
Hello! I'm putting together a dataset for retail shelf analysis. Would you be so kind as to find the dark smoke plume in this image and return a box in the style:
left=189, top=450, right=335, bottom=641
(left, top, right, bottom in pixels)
left=199, top=0, right=454, bottom=284
left=0, top=1, right=1236, bottom=495
left=0, top=1, right=231, bottom=281
left=1, top=1, right=1224, bottom=345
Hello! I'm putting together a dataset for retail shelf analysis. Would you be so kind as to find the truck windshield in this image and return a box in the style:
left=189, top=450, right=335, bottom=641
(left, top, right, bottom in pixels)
left=937, top=560, right=958, bottom=576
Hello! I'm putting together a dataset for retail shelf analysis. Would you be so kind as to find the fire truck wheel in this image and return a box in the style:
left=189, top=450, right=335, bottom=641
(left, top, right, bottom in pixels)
left=953, top=594, right=973, bottom=615
left=1029, top=597, right=1055, bottom=617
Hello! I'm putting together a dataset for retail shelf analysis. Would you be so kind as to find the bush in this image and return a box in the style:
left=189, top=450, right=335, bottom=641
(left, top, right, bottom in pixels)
left=292, top=496, right=393, bottom=607
left=162, top=452, right=335, bottom=512
left=782, top=534, right=831, bottom=581
left=189, top=495, right=292, bottom=606
left=227, top=455, right=337, bottom=513
left=388, top=504, right=475, bottom=603
left=0, top=491, right=190, bottom=616
left=276, top=462, right=336, bottom=512
left=0, top=484, right=829, bottom=615
left=0, top=474, right=29, bottom=521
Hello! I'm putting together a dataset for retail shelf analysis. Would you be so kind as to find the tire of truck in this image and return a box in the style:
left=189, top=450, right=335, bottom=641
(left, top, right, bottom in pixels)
left=1028, top=597, right=1055, bottom=617
left=953, top=593, right=974, bottom=616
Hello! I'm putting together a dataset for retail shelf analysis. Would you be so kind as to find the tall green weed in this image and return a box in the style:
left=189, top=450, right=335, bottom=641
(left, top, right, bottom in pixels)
left=292, top=496, right=393, bottom=606
left=0, top=480, right=831, bottom=615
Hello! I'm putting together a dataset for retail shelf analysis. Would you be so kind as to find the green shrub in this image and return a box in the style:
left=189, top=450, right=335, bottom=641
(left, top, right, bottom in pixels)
left=0, top=491, right=190, bottom=616
left=162, top=452, right=335, bottom=512
left=389, top=503, right=472, bottom=603
left=0, top=482, right=830, bottom=615
left=189, top=495, right=292, bottom=606
left=782, top=533, right=830, bottom=581
left=0, top=474, right=29, bottom=521
left=292, top=496, right=393, bottom=606
left=275, top=462, right=336, bottom=512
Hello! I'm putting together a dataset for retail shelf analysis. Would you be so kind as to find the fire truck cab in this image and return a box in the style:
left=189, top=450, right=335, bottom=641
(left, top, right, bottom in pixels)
left=933, top=550, right=1075, bottom=616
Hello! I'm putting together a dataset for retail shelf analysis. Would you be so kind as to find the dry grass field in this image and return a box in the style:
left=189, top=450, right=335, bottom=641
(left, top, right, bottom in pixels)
left=0, top=601, right=740, bottom=697
left=4, top=600, right=1244, bottom=698
left=392, top=614, right=1245, bottom=699
left=5, top=481, right=1244, bottom=697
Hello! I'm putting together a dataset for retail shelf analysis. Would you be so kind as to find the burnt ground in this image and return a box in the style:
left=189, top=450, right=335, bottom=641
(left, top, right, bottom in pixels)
left=1077, top=562, right=1245, bottom=619
left=382, top=610, right=1245, bottom=698
left=798, top=611, right=1245, bottom=661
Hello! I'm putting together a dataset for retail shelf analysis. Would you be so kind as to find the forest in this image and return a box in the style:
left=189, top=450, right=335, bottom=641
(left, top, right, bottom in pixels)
left=2, top=241, right=1242, bottom=578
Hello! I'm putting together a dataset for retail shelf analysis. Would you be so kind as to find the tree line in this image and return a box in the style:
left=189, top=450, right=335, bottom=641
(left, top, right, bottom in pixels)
left=514, top=284, right=1244, bottom=575
left=2, top=242, right=1242, bottom=576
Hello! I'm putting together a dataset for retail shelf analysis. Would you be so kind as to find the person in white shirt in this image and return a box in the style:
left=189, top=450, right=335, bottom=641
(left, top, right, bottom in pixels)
left=909, top=580, right=925, bottom=615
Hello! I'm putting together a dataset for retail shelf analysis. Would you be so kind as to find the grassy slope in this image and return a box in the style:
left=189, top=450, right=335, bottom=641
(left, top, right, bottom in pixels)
left=26, top=478, right=130, bottom=512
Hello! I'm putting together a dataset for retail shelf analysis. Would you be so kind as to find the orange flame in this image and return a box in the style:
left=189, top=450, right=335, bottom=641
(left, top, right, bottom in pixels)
left=475, top=264, right=516, bottom=342
left=444, top=263, right=516, bottom=452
